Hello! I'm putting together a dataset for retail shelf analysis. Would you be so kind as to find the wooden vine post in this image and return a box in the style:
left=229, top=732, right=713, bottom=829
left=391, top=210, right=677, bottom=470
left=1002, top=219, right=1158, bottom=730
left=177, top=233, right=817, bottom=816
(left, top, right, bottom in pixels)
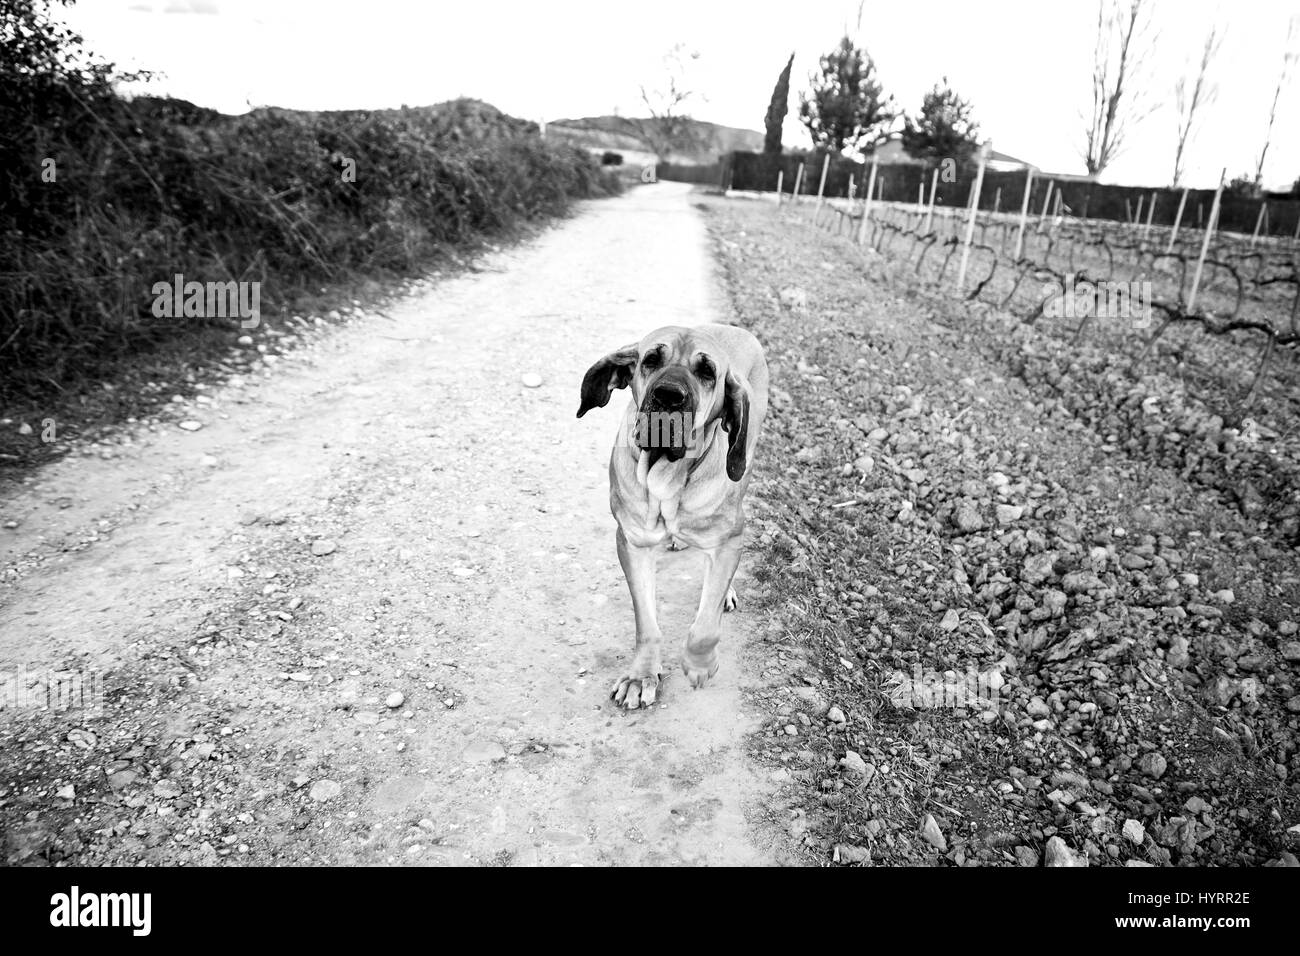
left=1252, top=203, right=1268, bottom=247
left=1037, top=180, right=1055, bottom=232
left=1014, top=167, right=1034, bottom=260
left=1166, top=187, right=1189, bottom=253
left=1187, top=169, right=1226, bottom=313
left=856, top=153, right=880, bottom=244
left=925, top=167, right=940, bottom=234
left=957, top=142, right=991, bottom=292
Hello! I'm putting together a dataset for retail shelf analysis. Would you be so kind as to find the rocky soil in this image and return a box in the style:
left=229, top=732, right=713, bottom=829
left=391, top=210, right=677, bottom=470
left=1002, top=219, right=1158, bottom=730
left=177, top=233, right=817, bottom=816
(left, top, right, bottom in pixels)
left=701, top=196, right=1300, bottom=867
left=4, top=183, right=1296, bottom=869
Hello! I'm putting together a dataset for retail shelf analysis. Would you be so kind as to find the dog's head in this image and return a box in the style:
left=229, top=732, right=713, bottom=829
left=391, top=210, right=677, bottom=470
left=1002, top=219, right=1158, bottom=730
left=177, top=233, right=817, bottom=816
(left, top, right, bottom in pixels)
left=576, top=326, right=751, bottom=481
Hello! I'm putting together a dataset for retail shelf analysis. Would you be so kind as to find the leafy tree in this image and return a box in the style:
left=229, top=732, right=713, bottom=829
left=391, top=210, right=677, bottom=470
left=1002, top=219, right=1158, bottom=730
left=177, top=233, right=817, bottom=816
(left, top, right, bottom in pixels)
left=1226, top=173, right=1263, bottom=199
left=900, top=77, right=980, bottom=170
left=763, top=53, right=794, bottom=154
left=799, top=36, right=895, bottom=156
left=1, top=0, right=154, bottom=234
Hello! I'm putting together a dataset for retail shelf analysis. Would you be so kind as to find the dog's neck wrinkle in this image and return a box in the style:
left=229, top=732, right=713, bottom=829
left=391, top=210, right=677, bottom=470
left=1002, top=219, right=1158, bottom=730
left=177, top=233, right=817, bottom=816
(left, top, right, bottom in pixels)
left=686, top=420, right=724, bottom=478
left=643, top=457, right=685, bottom=537
left=635, top=419, right=726, bottom=538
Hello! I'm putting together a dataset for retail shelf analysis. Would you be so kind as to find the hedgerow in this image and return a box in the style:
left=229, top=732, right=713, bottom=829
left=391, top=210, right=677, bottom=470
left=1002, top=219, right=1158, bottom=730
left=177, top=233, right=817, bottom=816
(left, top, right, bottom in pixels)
left=1, top=0, right=618, bottom=403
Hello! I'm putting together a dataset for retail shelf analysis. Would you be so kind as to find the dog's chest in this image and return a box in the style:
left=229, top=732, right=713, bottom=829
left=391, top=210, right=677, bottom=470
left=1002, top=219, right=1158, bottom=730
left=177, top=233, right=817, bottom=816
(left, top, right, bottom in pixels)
left=641, top=455, right=688, bottom=538
left=627, top=453, right=729, bottom=546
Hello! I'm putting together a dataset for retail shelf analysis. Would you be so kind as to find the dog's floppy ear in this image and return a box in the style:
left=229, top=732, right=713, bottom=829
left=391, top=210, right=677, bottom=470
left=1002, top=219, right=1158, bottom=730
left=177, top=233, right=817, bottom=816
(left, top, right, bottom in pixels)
left=576, top=344, right=638, bottom=418
left=721, top=369, right=751, bottom=481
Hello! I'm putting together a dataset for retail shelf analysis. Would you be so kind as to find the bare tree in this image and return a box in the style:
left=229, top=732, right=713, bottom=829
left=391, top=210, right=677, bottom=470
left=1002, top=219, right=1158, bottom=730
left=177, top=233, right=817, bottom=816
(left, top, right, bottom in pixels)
left=1083, top=0, right=1157, bottom=177
left=1253, top=16, right=1297, bottom=188
left=1171, top=23, right=1223, bottom=187
left=619, top=44, right=708, bottom=162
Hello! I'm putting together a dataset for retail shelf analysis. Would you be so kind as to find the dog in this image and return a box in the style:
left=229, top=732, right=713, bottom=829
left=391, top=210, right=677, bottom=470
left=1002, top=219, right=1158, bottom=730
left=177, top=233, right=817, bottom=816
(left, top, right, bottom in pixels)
left=577, top=323, right=768, bottom=709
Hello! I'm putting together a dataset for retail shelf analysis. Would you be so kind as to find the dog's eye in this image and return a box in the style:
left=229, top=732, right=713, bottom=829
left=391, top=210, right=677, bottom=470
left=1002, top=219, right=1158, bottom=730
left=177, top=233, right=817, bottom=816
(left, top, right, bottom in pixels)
left=641, top=352, right=661, bottom=371
left=695, top=357, right=716, bottom=381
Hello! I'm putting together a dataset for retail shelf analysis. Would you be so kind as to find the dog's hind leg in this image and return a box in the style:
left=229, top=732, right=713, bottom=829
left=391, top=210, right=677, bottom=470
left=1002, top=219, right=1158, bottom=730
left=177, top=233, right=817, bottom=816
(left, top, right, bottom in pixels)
left=683, top=538, right=742, bottom=689
left=611, top=527, right=664, bottom=709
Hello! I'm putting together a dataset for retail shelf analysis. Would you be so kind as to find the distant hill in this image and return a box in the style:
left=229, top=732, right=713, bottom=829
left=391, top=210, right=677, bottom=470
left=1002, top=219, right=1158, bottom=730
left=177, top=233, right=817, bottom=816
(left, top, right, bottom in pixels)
left=124, top=95, right=231, bottom=126
left=253, top=99, right=542, bottom=144
left=122, top=96, right=544, bottom=145
left=547, top=115, right=764, bottom=165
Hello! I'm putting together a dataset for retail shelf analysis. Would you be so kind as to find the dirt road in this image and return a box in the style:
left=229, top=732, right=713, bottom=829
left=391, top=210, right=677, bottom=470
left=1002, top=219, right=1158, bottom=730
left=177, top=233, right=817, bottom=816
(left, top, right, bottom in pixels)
left=0, top=183, right=781, bottom=866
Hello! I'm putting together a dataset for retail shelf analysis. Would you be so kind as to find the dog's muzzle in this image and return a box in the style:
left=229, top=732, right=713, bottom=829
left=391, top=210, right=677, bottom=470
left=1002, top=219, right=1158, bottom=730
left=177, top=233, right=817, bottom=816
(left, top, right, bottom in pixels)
left=636, top=371, right=695, bottom=463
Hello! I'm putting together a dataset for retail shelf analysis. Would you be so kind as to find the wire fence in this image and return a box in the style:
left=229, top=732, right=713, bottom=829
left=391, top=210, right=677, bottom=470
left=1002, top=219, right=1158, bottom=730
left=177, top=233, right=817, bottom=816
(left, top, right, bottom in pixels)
left=791, top=187, right=1300, bottom=415
left=729, top=150, right=1300, bottom=239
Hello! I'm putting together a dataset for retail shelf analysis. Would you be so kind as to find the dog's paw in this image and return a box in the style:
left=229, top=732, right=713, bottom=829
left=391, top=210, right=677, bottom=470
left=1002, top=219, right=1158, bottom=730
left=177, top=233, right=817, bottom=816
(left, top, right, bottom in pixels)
left=681, top=650, right=720, bottom=690
left=611, top=672, right=662, bottom=709
left=724, top=586, right=739, bottom=612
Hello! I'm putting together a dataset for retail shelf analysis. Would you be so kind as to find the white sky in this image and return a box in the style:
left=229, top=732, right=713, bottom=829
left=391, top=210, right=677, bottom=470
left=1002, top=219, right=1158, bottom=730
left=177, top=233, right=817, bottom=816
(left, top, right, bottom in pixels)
left=60, top=0, right=1300, bottom=189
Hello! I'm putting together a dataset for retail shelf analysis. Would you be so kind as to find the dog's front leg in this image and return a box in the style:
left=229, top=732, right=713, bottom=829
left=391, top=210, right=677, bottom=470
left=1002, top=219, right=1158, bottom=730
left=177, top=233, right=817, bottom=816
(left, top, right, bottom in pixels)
left=611, top=526, right=663, bottom=709
left=682, top=536, right=742, bottom=689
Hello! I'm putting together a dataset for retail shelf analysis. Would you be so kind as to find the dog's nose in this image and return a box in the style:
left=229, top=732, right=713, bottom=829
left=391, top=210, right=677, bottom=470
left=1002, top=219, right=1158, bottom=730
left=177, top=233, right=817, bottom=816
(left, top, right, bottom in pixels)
left=652, top=382, right=688, bottom=409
